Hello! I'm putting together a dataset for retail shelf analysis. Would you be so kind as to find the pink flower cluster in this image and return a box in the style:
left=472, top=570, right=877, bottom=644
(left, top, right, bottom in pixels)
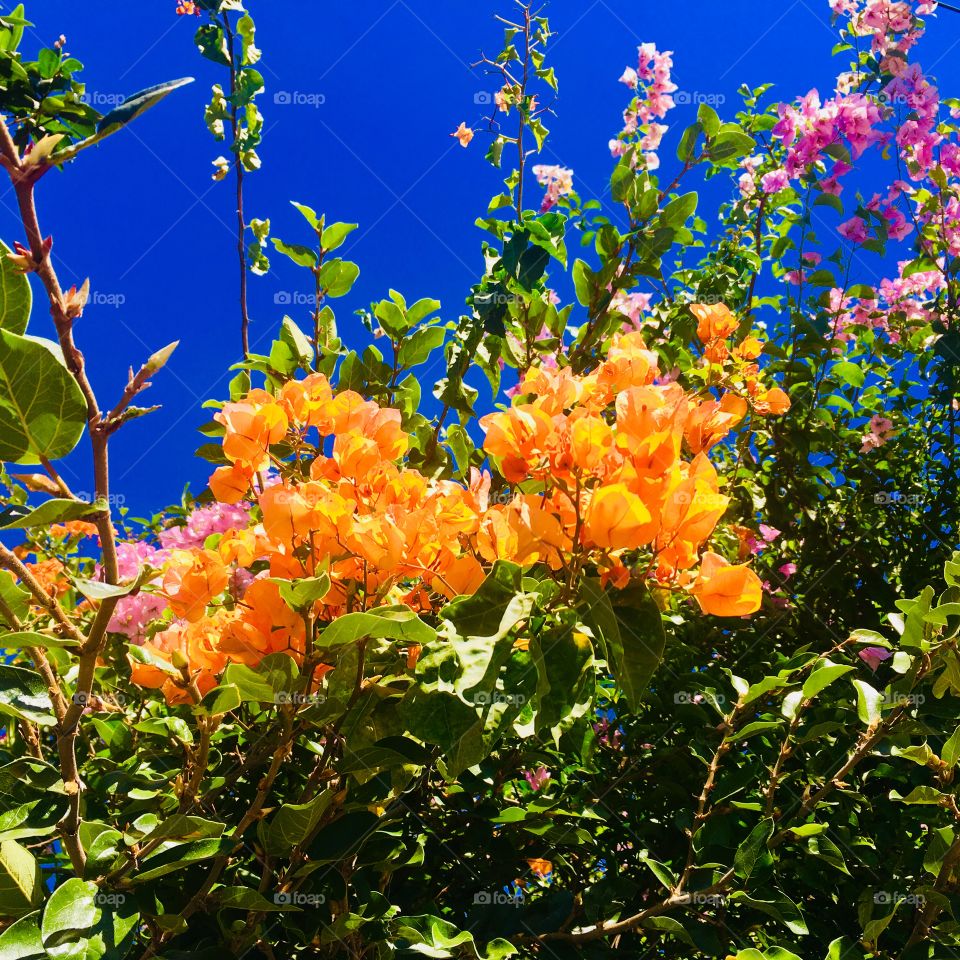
left=157, top=501, right=251, bottom=551
left=609, top=290, right=653, bottom=329
left=830, top=0, right=936, bottom=67
left=860, top=414, right=896, bottom=453
left=825, top=262, right=944, bottom=343
left=771, top=90, right=886, bottom=182
left=106, top=541, right=169, bottom=643
left=531, top=164, right=574, bottom=213
left=610, top=43, right=676, bottom=171
left=106, top=501, right=252, bottom=642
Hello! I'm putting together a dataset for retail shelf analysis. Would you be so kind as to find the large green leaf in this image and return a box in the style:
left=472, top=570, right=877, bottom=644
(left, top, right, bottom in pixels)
left=0, top=242, right=30, bottom=335
left=0, top=331, right=87, bottom=463
left=52, top=78, right=195, bottom=165
left=0, top=841, right=42, bottom=918
left=0, top=910, right=44, bottom=959
left=317, top=605, right=435, bottom=648
left=0, top=664, right=55, bottom=726
left=579, top=579, right=665, bottom=710
left=41, top=877, right=139, bottom=960
left=0, top=498, right=102, bottom=531
left=263, top=789, right=335, bottom=857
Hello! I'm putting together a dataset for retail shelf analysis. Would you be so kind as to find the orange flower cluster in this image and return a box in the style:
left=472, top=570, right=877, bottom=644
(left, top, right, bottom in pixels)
left=129, top=313, right=785, bottom=701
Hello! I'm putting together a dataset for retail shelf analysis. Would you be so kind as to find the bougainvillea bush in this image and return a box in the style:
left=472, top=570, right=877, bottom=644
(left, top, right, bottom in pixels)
left=0, top=0, right=958, bottom=957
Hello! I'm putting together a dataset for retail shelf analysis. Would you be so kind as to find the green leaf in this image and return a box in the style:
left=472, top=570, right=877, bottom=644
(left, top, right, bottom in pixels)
left=0, top=242, right=30, bottom=336
left=851, top=678, right=882, bottom=726
left=193, top=684, right=241, bottom=717
left=832, top=361, right=865, bottom=388
left=70, top=578, right=133, bottom=602
left=320, top=222, right=358, bottom=252
left=264, top=789, right=335, bottom=856
left=0, top=631, right=79, bottom=650
left=133, top=839, right=232, bottom=882
left=802, top=659, right=855, bottom=700
left=0, top=842, right=41, bottom=918
left=943, top=724, right=960, bottom=767
left=97, top=78, right=195, bottom=134
left=142, top=815, right=225, bottom=843
left=54, top=78, right=195, bottom=164
left=271, top=238, right=317, bottom=268
left=0, top=664, right=54, bottom=726
left=0, top=573, right=28, bottom=625
left=317, top=605, right=435, bottom=648
left=0, top=331, right=88, bottom=463
left=219, top=662, right=274, bottom=704
left=40, top=878, right=97, bottom=950
left=734, top=817, right=774, bottom=880
left=606, top=581, right=666, bottom=711
left=0, top=498, right=102, bottom=530
left=318, top=259, right=360, bottom=298
left=0, top=910, right=44, bottom=960
left=269, top=574, right=330, bottom=612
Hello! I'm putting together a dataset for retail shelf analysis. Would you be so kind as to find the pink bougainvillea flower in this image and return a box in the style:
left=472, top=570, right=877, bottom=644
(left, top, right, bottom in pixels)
left=859, top=646, right=893, bottom=671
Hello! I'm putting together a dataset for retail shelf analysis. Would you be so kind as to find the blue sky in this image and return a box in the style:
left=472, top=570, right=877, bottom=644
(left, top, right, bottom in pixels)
left=7, top=1, right=960, bottom=517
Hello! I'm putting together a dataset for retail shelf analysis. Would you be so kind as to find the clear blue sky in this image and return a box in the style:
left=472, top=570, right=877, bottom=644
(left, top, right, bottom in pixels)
left=7, top=1, right=960, bottom=517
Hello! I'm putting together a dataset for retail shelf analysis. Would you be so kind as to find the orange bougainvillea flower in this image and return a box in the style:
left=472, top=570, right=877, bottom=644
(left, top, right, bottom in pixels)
left=690, top=302, right=739, bottom=342
left=217, top=392, right=289, bottom=471
left=210, top=462, right=254, bottom=504
left=753, top=386, right=791, bottom=416
left=584, top=482, right=658, bottom=551
left=162, top=549, right=229, bottom=622
left=49, top=520, right=99, bottom=540
left=690, top=551, right=763, bottom=617
left=684, top=393, right=748, bottom=455
left=734, top=336, right=764, bottom=361
left=451, top=122, right=474, bottom=147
